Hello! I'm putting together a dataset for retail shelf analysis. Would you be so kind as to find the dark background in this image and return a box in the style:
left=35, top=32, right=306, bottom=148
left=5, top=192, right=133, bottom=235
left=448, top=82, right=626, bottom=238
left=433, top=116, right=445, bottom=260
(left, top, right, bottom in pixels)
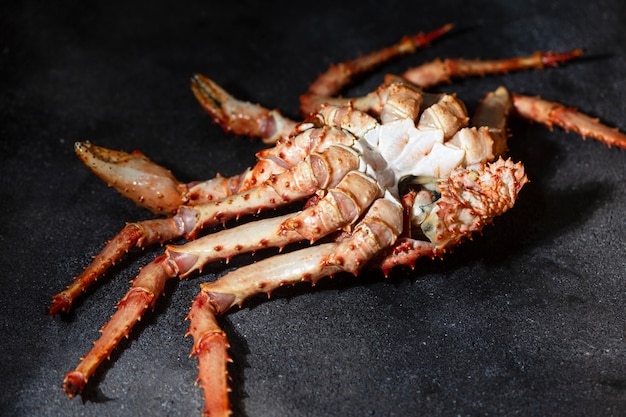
left=2, top=1, right=626, bottom=416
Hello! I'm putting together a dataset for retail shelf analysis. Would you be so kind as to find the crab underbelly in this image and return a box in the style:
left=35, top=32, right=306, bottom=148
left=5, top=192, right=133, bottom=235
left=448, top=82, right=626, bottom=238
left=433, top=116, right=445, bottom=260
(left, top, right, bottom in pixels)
left=357, top=118, right=469, bottom=197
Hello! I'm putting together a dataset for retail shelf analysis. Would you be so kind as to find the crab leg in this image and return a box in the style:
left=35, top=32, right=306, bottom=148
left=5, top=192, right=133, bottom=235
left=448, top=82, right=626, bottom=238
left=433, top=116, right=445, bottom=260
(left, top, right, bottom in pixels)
left=60, top=215, right=298, bottom=399
left=59, top=217, right=324, bottom=400
left=63, top=255, right=175, bottom=396
left=299, top=24, right=453, bottom=115
left=75, top=140, right=262, bottom=213
left=186, top=123, right=358, bottom=204
left=187, top=243, right=338, bottom=417
left=401, top=49, right=583, bottom=89
left=188, top=197, right=402, bottom=416
left=512, top=94, right=626, bottom=149
left=60, top=216, right=309, bottom=400
left=74, top=140, right=255, bottom=213
left=186, top=291, right=232, bottom=417
left=169, top=170, right=383, bottom=277
left=49, top=217, right=183, bottom=314
left=375, top=238, right=436, bottom=275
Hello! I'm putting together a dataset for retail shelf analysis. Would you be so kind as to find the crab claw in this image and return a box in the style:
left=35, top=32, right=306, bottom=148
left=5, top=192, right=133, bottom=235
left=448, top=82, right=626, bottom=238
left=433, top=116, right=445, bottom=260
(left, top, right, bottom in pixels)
left=191, top=74, right=297, bottom=144
left=75, top=141, right=185, bottom=215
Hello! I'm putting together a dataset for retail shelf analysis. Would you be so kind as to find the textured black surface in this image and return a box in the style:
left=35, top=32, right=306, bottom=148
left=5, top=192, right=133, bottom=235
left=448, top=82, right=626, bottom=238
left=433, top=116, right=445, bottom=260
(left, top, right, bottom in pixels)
left=2, top=1, right=626, bottom=416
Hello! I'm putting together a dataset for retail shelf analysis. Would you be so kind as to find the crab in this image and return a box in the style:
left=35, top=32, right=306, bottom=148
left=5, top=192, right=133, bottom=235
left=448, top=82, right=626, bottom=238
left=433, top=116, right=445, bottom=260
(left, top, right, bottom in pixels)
left=50, top=25, right=626, bottom=417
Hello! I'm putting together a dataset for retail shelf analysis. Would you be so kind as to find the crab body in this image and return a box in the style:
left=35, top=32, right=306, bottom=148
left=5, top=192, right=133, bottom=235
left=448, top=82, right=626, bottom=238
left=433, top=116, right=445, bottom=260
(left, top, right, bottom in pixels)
left=50, top=25, right=626, bottom=417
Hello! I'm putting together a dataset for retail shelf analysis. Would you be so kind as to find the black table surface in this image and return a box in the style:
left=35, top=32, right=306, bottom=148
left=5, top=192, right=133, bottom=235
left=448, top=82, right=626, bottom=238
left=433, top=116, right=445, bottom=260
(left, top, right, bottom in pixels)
left=2, top=1, right=626, bottom=416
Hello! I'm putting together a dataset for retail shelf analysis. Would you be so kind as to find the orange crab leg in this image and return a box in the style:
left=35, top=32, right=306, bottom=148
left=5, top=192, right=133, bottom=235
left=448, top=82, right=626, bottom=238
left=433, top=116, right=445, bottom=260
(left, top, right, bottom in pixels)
left=190, top=123, right=360, bottom=202
left=63, top=255, right=176, bottom=396
left=74, top=141, right=187, bottom=215
left=401, top=49, right=583, bottom=89
left=187, top=291, right=232, bottom=417
left=168, top=170, right=382, bottom=277
left=299, top=24, right=453, bottom=115
left=59, top=216, right=301, bottom=399
left=60, top=214, right=319, bottom=399
left=512, top=94, right=626, bottom=149
left=49, top=218, right=183, bottom=314
left=185, top=121, right=361, bottom=204
left=187, top=243, right=339, bottom=417
left=376, top=237, right=436, bottom=275
left=187, top=198, right=402, bottom=416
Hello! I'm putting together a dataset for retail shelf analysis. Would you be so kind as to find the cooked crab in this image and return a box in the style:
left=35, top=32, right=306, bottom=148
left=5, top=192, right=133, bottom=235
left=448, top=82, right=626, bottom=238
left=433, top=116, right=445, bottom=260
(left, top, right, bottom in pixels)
left=50, top=25, right=626, bottom=416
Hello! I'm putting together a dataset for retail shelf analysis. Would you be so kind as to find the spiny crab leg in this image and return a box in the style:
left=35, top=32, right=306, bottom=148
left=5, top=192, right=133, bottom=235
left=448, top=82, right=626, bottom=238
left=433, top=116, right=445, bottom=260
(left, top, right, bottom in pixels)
left=300, top=24, right=453, bottom=113
left=69, top=137, right=290, bottom=214
left=61, top=215, right=302, bottom=397
left=512, top=94, right=626, bottom=149
left=48, top=217, right=184, bottom=314
left=187, top=124, right=359, bottom=205
left=186, top=291, right=232, bottom=417
left=60, top=216, right=299, bottom=398
left=63, top=254, right=174, bottom=396
left=170, top=169, right=383, bottom=277
left=187, top=243, right=338, bottom=417
left=401, top=49, right=583, bottom=89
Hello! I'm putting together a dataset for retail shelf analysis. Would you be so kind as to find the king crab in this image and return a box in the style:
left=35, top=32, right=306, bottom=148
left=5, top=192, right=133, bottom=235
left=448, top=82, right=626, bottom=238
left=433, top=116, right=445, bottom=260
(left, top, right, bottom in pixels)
left=49, top=25, right=626, bottom=416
